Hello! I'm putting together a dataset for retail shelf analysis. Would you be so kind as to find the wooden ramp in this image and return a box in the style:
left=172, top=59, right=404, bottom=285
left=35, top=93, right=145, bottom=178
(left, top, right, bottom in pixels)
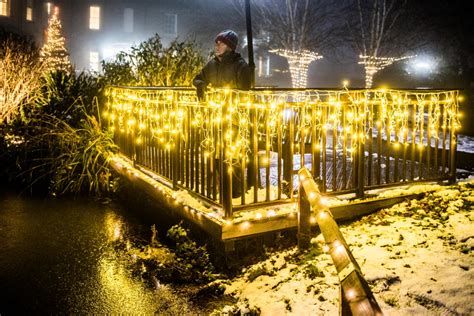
left=110, top=154, right=439, bottom=245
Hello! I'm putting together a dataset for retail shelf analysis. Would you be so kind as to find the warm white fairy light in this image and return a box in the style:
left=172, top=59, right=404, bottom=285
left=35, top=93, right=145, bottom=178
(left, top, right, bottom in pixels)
left=270, top=49, right=323, bottom=88
left=40, top=7, right=72, bottom=73
left=358, top=55, right=414, bottom=88
left=106, top=87, right=461, bottom=227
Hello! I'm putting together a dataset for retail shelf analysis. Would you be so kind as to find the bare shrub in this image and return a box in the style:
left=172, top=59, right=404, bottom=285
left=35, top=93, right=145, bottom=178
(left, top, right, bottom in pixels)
left=0, top=39, right=44, bottom=124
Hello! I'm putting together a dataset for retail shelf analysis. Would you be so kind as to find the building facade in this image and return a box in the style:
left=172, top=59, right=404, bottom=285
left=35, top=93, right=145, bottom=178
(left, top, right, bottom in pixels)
left=1, top=0, right=277, bottom=84
left=0, top=0, right=51, bottom=41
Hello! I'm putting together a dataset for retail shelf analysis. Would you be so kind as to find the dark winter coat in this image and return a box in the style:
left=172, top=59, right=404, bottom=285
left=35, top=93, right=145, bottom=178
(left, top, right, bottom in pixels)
left=193, top=51, right=251, bottom=100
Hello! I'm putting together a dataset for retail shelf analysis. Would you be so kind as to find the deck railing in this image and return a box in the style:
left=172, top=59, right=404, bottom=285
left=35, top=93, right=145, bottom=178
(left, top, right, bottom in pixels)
left=104, top=86, right=460, bottom=218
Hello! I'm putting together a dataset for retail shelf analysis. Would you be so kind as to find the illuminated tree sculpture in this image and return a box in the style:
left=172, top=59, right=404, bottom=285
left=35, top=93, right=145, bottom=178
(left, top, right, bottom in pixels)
left=347, top=0, right=414, bottom=88
left=40, top=8, right=72, bottom=73
left=270, top=49, right=322, bottom=88
left=232, top=0, right=338, bottom=88
left=359, top=55, right=412, bottom=88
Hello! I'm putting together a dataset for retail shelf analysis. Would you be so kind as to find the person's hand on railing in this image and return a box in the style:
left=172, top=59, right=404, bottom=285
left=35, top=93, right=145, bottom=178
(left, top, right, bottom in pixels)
left=196, top=83, right=206, bottom=102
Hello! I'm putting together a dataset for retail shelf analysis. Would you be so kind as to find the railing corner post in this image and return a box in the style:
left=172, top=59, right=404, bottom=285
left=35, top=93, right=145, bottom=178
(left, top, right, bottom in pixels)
left=222, top=94, right=233, bottom=219
left=222, top=161, right=233, bottom=219
left=356, top=139, right=365, bottom=199
left=298, top=174, right=312, bottom=250
left=449, top=134, right=457, bottom=185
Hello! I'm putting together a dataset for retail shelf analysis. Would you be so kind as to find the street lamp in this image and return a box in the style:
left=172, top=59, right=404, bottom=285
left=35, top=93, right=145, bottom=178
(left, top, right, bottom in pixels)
left=245, top=0, right=255, bottom=88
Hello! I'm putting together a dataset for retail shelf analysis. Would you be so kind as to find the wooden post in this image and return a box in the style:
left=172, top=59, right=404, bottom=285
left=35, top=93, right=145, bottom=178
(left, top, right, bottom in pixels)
left=222, top=94, right=233, bottom=219
left=298, top=168, right=382, bottom=316
left=298, top=186, right=311, bottom=250
left=357, top=139, right=365, bottom=199
left=449, top=101, right=458, bottom=184
left=356, top=108, right=365, bottom=198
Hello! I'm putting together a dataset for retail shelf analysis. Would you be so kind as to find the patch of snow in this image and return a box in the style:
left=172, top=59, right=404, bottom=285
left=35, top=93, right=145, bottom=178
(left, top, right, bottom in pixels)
left=216, top=180, right=474, bottom=315
left=457, top=134, right=474, bottom=154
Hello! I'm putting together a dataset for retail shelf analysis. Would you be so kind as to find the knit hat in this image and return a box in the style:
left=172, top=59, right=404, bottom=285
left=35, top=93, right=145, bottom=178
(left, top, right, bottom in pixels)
left=215, top=30, right=239, bottom=51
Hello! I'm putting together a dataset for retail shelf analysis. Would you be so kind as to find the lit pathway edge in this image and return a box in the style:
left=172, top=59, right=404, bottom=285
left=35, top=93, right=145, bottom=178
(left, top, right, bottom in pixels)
left=298, top=167, right=383, bottom=316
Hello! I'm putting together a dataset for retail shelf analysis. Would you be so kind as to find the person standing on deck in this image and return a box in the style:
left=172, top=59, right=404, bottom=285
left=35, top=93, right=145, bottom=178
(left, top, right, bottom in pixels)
left=193, top=30, right=251, bottom=198
left=193, top=30, right=251, bottom=100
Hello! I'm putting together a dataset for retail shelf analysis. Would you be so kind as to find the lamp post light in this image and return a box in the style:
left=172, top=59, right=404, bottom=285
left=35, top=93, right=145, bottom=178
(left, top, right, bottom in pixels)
left=245, top=0, right=255, bottom=88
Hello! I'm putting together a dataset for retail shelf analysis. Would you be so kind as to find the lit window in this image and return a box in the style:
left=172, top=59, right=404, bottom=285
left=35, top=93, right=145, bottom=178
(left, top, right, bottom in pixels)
left=0, top=0, right=10, bottom=17
left=90, top=51, right=100, bottom=72
left=26, top=0, right=33, bottom=21
left=164, top=13, right=177, bottom=35
left=265, top=55, right=271, bottom=77
left=45, top=2, right=52, bottom=15
left=123, top=8, right=133, bottom=33
left=89, top=6, right=100, bottom=30
left=258, top=55, right=271, bottom=77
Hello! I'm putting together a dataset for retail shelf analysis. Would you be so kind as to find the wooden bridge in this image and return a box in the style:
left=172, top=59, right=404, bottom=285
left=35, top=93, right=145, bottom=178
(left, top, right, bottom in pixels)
left=103, top=86, right=460, bottom=244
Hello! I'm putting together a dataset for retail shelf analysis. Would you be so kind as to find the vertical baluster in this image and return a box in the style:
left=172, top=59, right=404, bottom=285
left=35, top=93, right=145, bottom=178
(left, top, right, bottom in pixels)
left=441, top=101, right=447, bottom=174
left=252, top=96, right=259, bottom=203
left=434, top=98, right=440, bottom=178
left=185, top=106, right=190, bottom=188
left=194, top=113, right=200, bottom=192
left=376, top=102, right=382, bottom=185
left=311, top=103, right=317, bottom=178
left=426, top=102, right=432, bottom=179
left=332, top=99, right=337, bottom=192
left=190, top=107, right=195, bottom=190
left=385, top=97, right=391, bottom=185
left=351, top=103, right=357, bottom=190
left=410, top=101, right=416, bottom=181
left=321, top=104, right=327, bottom=192
left=394, top=97, right=400, bottom=183
left=265, top=100, right=271, bottom=202
left=240, top=97, right=246, bottom=205
left=288, top=104, right=295, bottom=198
left=171, top=92, right=178, bottom=187
left=356, top=100, right=365, bottom=199
left=367, top=100, right=373, bottom=186
left=449, top=94, right=458, bottom=184
left=222, top=91, right=232, bottom=218
left=418, top=101, right=425, bottom=180
left=206, top=108, right=212, bottom=198
left=342, top=100, right=347, bottom=190
left=300, top=107, right=305, bottom=169
left=315, top=104, right=321, bottom=182
left=160, top=101, right=164, bottom=176
left=402, top=98, right=408, bottom=182
left=277, top=101, right=283, bottom=200
left=200, top=122, right=205, bottom=195
left=211, top=108, right=218, bottom=200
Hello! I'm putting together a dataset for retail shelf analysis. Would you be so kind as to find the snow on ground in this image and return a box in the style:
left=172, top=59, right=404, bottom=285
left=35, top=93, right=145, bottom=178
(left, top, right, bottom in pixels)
left=216, top=180, right=474, bottom=315
left=457, top=134, right=474, bottom=154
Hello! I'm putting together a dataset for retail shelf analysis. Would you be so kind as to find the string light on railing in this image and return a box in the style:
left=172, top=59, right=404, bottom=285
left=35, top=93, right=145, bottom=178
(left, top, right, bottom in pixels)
left=346, top=289, right=356, bottom=300
left=106, top=86, right=461, bottom=219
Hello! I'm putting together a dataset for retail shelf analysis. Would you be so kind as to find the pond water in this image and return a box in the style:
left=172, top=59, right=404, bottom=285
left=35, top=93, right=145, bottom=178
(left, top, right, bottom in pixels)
left=0, top=191, right=177, bottom=314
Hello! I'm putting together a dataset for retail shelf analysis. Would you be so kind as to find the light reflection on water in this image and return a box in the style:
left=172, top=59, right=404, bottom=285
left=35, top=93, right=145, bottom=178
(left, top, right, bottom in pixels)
left=0, top=192, right=173, bottom=314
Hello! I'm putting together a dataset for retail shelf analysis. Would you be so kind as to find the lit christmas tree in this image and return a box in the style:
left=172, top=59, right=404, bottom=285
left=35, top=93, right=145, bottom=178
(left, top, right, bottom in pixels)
left=40, top=8, right=72, bottom=73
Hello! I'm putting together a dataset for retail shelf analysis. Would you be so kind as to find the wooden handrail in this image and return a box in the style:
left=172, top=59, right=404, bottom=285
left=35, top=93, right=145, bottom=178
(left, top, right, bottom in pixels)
left=298, top=167, right=383, bottom=316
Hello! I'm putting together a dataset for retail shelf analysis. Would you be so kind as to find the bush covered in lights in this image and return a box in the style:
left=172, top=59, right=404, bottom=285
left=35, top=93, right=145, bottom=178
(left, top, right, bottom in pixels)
left=101, top=34, right=204, bottom=87
left=0, top=32, right=116, bottom=196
